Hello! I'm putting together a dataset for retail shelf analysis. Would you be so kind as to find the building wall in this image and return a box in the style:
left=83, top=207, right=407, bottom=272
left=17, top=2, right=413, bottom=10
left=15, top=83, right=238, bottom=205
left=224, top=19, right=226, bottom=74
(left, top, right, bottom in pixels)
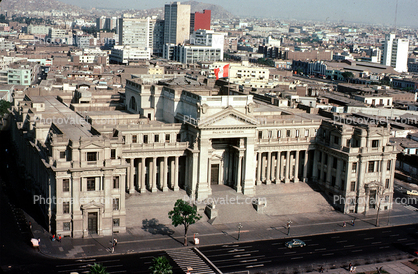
left=193, top=10, right=211, bottom=32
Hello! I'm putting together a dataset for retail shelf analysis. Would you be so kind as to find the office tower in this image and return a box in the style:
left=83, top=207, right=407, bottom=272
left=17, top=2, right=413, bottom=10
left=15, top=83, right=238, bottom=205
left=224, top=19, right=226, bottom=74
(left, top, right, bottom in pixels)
left=190, top=9, right=211, bottom=33
left=164, top=2, right=191, bottom=45
left=118, top=17, right=153, bottom=49
left=381, top=33, right=409, bottom=73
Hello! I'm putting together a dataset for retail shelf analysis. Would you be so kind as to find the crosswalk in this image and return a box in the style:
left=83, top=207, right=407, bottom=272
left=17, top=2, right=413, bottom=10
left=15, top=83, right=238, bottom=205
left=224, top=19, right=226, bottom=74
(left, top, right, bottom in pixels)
left=403, top=204, right=418, bottom=211
left=166, top=248, right=218, bottom=274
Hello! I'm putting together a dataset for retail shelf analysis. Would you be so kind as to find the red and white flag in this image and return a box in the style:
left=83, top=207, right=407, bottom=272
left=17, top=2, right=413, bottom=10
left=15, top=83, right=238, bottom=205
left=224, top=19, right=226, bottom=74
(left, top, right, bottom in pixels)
left=214, top=64, right=229, bottom=80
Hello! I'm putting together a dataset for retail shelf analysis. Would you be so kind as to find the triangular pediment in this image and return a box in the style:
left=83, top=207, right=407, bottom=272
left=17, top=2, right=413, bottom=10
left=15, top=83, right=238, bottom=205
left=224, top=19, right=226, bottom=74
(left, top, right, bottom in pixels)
left=80, top=201, right=104, bottom=210
left=79, top=142, right=103, bottom=149
left=198, top=108, right=258, bottom=128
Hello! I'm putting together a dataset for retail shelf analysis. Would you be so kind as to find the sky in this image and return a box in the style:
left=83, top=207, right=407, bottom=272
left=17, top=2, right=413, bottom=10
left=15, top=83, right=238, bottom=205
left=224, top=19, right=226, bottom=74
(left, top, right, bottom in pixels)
left=59, top=0, right=418, bottom=27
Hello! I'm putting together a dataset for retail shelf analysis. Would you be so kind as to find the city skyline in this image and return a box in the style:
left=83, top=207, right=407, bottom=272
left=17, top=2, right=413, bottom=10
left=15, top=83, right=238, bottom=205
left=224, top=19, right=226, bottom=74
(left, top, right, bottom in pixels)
left=57, top=0, right=418, bottom=27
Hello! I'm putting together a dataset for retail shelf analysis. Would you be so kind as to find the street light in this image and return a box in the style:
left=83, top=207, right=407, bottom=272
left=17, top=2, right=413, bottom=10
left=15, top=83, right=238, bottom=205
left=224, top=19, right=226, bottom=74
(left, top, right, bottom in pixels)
left=237, top=223, right=243, bottom=241
left=287, top=220, right=292, bottom=236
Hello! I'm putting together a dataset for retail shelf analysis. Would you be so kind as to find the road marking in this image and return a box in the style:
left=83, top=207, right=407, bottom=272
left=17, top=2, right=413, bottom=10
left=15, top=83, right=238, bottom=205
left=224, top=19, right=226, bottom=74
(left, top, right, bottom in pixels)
left=364, top=237, right=374, bottom=240
left=291, top=256, right=303, bottom=260
left=303, top=239, right=313, bottom=242
left=271, top=243, right=281, bottom=245
left=315, top=248, right=326, bottom=251
left=381, top=230, right=392, bottom=233
left=379, top=246, right=390, bottom=249
left=284, top=251, right=296, bottom=254
left=277, top=247, right=287, bottom=250
left=337, top=240, right=347, bottom=243
left=344, top=245, right=355, bottom=248
left=322, top=253, right=334, bottom=256
left=397, top=238, right=408, bottom=241
left=331, top=236, right=340, bottom=239
left=310, top=243, right=319, bottom=246
left=222, top=244, right=239, bottom=247
left=228, top=249, right=246, bottom=253
left=405, top=242, right=415, bottom=246
left=240, top=259, right=258, bottom=263
left=352, top=249, right=363, bottom=252
left=390, top=234, right=400, bottom=237
left=234, top=254, right=251, bottom=258
left=246, top=264, right=264, bottom=268
left=372, top=242, right=382, bottom=245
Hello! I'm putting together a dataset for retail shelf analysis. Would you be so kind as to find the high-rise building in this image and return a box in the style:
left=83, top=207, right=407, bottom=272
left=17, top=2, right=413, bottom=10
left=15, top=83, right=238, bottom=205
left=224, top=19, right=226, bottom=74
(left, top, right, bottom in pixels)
left=381, top=34, right=409, bottom=73
left=118, top=17, right=153, bottom=49
left=190, top=9, right=211, bottom=33
left=153, top=19, right=165, bottom=56
left=164, top=2, right=191, bottom=45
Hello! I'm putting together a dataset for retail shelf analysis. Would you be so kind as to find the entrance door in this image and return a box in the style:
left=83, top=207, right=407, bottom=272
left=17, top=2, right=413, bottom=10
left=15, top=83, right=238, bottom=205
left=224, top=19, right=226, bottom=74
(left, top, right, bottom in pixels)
left=88, top=212, right=98, bottom=234
left=211, top=164, right=219, bottom=185
left=369, top=190, right=377, bottom=209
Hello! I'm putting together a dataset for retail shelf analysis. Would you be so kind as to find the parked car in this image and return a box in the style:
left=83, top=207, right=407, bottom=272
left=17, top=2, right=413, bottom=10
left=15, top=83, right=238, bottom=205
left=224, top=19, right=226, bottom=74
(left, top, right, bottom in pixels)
left=407, top=190, right=418, bottom=196
left=285, top=239, right=306, bottom=248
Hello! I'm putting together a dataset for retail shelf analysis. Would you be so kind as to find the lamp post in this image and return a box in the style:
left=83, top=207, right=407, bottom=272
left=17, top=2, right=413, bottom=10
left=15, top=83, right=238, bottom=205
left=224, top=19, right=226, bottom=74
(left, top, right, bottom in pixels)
left=237, top=223, right=243, bottom=241
left=287, top=220, right=292, bottom=236
left=375, top=186, right=383, bottom=227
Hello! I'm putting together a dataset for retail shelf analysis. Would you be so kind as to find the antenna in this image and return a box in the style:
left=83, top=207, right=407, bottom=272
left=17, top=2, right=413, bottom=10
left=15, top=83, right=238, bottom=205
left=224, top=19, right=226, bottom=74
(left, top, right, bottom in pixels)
left=394, top=0, right=398, bottom=34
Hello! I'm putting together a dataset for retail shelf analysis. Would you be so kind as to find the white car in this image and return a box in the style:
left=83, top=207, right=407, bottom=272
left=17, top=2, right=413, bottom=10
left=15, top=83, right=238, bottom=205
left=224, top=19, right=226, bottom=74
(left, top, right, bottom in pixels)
left=407, top=190, right=418, bottom=196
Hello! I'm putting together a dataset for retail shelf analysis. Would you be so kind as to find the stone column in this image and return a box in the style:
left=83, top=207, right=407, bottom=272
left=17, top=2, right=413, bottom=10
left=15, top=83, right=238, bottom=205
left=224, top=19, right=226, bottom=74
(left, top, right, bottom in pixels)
left=120, top=174, right=126, bottom=214
left=191, top=152, right=199, bottom=199
left=242, top=137, right=256, bottom=195
left=336, top=158, right=342, bottom=189
left=129, top=159, right=135, bottom=194
left=271, top=153, right=276, bottom=182
left=261, top=152, right=265, bottom=183
left=256, top=152, right=262, bottom=185
left=151, top=157, right=157, bottom=192
left=266, top=151, right=271, bottom=184
left=327, top=154, right=332, bottom=186
left=174, top=156, right=179, bottom=191
left=285, top=150, right=290, bottom=183
left=71, top=173, right=83, bottom=238
left=136, top=160, right=141, bottom=192
left=281, top=152, right=285, bottom=180
left=103, top=171, right=113, bottom=236
left=303, top=150, right=308, bottom=182
left=140, top=158, right=146, bottom=193
left=163, top=156, right=168, bottom=191
left=276, top=151, right=281, bottom=183
left=236, top=155, right=243, bottom=192
left=294, top=150, right=299, bottom=183
left=170, top=157, right=175, bottom=189
left=312, top=150, right=319, bottom=181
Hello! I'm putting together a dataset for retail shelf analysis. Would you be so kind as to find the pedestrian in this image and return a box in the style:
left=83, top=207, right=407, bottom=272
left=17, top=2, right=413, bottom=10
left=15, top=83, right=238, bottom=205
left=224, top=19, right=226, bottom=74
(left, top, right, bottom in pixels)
left=58, top=235, right=61, bottom=242
left=38, top=238, right=40, bottom=245
left=349, top=263, right=354, bottom=272
left=28, top=221, right=32, bottom=230
left=114, top=238, right=117, bottom=246
left=319, top=266, right=324, bottom=273
left=343, top=221, right=346, bottom=227
left=111, top=245, right=115, bottom=253
left=351, top=219, right=355, bottom=226
left=52, top=234, right=55, bottom=241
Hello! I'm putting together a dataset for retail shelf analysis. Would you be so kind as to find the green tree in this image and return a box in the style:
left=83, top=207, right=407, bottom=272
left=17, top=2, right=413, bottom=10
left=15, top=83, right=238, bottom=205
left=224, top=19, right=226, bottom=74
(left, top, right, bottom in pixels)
left=168, top=199, right=202, bottom=246
left=149, top=256, right=173, bottom=274
left=0, top=100, right=12, bottom=116
left=342, top=71, right=354, bottom=82
left=89, top=263, right=109, bottom=274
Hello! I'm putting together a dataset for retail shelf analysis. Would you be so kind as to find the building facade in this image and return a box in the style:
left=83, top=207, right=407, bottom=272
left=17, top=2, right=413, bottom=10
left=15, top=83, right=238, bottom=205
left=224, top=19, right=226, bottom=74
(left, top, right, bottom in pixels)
left=164, top=2, right=191, bottom=45
left=381, top=34, right=409, bottom=73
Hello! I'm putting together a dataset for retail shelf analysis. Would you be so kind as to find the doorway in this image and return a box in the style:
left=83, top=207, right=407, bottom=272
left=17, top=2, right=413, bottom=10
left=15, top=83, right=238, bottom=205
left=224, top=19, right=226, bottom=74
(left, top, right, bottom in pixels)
left=211, top=164, right=219, bottom=185
left=88, top=212, right=98, bottom=234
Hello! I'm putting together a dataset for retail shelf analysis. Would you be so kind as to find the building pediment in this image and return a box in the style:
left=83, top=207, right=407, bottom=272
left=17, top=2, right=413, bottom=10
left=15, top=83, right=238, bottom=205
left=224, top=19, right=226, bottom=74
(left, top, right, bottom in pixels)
left=79, top=142, right=104, bottom=150
left=198, top=107, right=259, bottom=129
left=80, top=201, right=104, bottom=210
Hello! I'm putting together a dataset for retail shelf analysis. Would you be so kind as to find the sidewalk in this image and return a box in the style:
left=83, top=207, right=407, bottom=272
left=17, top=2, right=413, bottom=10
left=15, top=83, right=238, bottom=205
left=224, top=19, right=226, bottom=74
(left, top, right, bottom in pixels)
left=27, top=200, right=418, bottom=273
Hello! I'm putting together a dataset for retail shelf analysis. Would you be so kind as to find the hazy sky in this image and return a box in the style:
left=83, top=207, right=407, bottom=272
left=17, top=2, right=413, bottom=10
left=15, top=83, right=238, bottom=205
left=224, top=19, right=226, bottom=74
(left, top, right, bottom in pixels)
left=59, top=0, right=418, bottom=27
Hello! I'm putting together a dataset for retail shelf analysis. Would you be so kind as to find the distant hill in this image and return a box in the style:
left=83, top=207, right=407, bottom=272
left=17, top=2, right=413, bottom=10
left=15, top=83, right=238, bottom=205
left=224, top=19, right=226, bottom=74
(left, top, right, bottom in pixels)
left=0, top=0, right=88, bottom=15
left=183, top=1, right=235, bottom=19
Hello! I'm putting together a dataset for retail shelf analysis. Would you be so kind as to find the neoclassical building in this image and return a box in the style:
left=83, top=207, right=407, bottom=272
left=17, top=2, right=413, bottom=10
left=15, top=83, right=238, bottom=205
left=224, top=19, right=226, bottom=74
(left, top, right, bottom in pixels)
left=10, top=75, right=398, bottom=238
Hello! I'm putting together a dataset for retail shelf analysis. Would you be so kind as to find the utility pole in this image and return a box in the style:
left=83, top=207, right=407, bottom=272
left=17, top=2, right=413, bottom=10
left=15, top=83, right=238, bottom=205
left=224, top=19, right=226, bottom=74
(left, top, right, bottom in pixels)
left=237, top=223, right=243, bottom=241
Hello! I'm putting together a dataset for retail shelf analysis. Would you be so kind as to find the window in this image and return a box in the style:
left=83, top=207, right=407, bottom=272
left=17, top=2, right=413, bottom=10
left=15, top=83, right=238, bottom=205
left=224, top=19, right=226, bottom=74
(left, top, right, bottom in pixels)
left=387, top=160, right=391, bottom=171
left=111, top=149, right=116, bottom=159
left=143, top=135, right=148, bottom=144
left=176, top=134, right=181, bottom=142
left=386, top=178, right=390, bottom=188
left=372, top=140, right=379, bottom=148
left=60, top=151, right=65, bottom=159
left=113, top=218, right=120, bottom=227
left=63, top=179, right=69, bottom=192
left=113, top=176, right=119, bottom=189
left=346, top=139, right=350, bottom=147
left=324, top=154, right=328, bottom=165
left=132, top=135, right=137, bottom=143
left=350, top=181, right=356, bottom=192
left=323, top=171, right=327, bottom=182
left=333, top=157, right=338, bottom=169
left=87, top=152, right=97, bottom=162
left=63, top=222, right=71, bottom=231
left=277, top=130, right=281, bottom=138
left=258, top=131, right=262, bottom=139
left=268, top=131, right=272, bottom=138
left=341, top=179, right=345, bottom=190
left=331, top=176, right=336, bottom=186
left=286, top=130, right=291, bottom=137
left=352, top=162, right=357, bottom=173
left=154, top=134, right=159, bottom=143
left=165, top=134, right=170, bottom=143
left=305, top=129, right=309, bottom=137
left=368, top=161, right=375, bottom=173
left=87, top=177, right=95, bottom=191
left=318, top=152, right=322, bottom=163
left=295, top=130, right=299, bottom=137
left=334, top=136, right=340, bottom=145
left=63, top=202, right=70, bottom=214
left=113, top=198, right=120, bottom=211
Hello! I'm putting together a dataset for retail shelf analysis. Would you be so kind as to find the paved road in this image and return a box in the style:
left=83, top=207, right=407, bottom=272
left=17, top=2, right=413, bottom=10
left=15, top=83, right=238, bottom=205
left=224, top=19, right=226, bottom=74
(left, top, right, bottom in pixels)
left=199, top=224, right=418, bottom=273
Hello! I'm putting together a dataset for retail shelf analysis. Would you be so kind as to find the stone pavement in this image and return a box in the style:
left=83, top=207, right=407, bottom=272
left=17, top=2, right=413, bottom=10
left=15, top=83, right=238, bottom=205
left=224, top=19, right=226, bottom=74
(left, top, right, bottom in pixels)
left=27, top=182, right=418, bottom=273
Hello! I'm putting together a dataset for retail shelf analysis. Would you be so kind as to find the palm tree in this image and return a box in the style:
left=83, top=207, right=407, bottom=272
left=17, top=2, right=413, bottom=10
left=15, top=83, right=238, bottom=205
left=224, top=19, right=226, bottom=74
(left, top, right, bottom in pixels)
left=89, top=263, right=109, bottom=274
left=149, top=256, right=173, bottom=274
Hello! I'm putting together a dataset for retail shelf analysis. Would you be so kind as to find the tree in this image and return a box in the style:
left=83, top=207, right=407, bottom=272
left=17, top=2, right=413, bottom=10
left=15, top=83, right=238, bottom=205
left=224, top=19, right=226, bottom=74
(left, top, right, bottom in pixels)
left=0, top=100, right=12, bottom=116
left=342, top=71, right=354, bottom=82
left=168, top=199, right=202, bottom=246
left=149, top=256, right=173, bottom=274
left=89, top=263, right=109, bottom=274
